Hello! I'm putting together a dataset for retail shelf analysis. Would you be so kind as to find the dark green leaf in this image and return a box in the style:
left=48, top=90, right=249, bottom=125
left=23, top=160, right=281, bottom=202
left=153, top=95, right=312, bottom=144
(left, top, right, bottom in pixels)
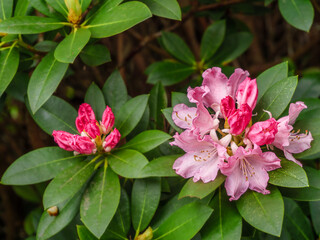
left=296, top=98, right=320, bottom=121
left=27, top=51, right=68, bottom=113
left=162, top=107, right=183, bottom=133
left=132, top=178, right=161, bottom=232
left=171, top=92, right=195, bottom=107
left=108, top=149, right=149, bottom=178
left=278, top=0, right=314, bottom=32
left=255, top=76, right=297, bottom=121
left=292, top=71, right=320, bottom=101
left=140, top=155, right=180, bottom=177
left=102, top=70, right=128, bottom=115
left=54, top=28, right=91, bottom=63
left=149, top=82, right=167, bottom=129
left=1, top=147, right=84, bottom=185
left=80, top=0, right=92, bottom=12
left=80, top=44, right=111, bottom=66
left=81, top=162, right=121, bottom=238
left=87, top=1, right=152, bottom=38
left=179, top=174, right=226, bottom=199
left=45, top=0, right=68, bottom=17
left=13, top=185, right=42, bottom=203
left=161, top=32, right=195, bottom=65
left=77, top=225, right=98, bottom=240
left=115, top=94, right=149, bottom=138
left=85, top=83, right=106, bottom=121
left=202, top=188, right=242, bottom=240
left=0, top=16, right=65, bottom=34
left=0, top=0, right=13, bottom=20
left=0, top=46, right=19, bottom=97
left=43, top=160, right=95, bottom=208
left=200, top=20, right=226, bottom=62
left=84, top=0, right=122, bottom=22
left=14, top=0, right=30, bottom=16
left=236, top=186, right=284, bottom=236
left=309, top=201, right=320, bottom=235
left=140, top=0, right=181, bottom=20
left=34, top=40, right=58, bottom=52
left=146, top=61, right=194, bottom=86
left=269, top=158, right=309, bottom=188
left=29, top=0, right=58, bottom=18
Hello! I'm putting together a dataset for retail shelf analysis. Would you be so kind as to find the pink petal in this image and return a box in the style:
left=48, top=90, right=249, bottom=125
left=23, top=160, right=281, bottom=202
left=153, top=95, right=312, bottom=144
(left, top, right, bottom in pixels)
left=76, top=103, right=96, bottom=133
left=288, top=101, right=307, bottom=125
left=272, top=116, right=292, bottom=149
left=52, top=130, right=75, bottom=151
left=103, top=128, right=121, bottom=152
left=228, top=103, right=252, bottom=135
left=187, top=86, right=210, bottom=105
left=73, top=135, right=96, bottom=154
left=84, top=120, right=100, bottom=139
left=101, top=106, right=115, bottom=134
left=227, top=68, right=250, bottom=100
left=284, top=151, right=303, bottom=167
left=285, top=132, right=313, bottom=154
left=236, top=77, right=258, bottom=110
left=193, top=103, right=217, bottom=137
left=172, top=104, right=197, bottom=129
left=220, top=96, right=236, bottom=119
left=247, top=118, right=278, bottom=146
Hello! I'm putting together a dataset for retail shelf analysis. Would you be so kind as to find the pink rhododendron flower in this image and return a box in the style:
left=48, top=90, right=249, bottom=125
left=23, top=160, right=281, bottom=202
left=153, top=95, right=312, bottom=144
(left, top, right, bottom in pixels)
left=228, top=104, right=252, bottom=135
left=53, top=103, right=120, bottom=155
left=220, top=96, right=236, bottom=119
left=172, top=104, right=197, bottom=129
left=220, top=145, right=281, bottom=201
left=236, top=77, right=258, bottom=110
left=247, top=118, right=278, bottom=146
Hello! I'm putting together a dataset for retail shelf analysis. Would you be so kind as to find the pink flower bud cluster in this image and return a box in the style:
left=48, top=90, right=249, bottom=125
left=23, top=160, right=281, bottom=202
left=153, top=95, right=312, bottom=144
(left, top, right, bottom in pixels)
left=53, top=104, right=120, bottom=155
left=171, top=67, right=313, bottom=200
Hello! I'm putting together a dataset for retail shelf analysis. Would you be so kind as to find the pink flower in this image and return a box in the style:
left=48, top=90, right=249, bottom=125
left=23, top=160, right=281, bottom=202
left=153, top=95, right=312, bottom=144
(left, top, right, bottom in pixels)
left=73, top=135, right=97, bottom=154
left=101, top=106, right=115, bottom=134
left=52, top=131, right=76, bottom=152
left=247, top=118, right=278, bottom=146
left=75, top=103, right=96, bottom=133
left=103, top=128, right=121, bottom=152
left=220, top=96, right=236, bottom=118
left=236, top=77, right=258, bottom=110
left=228, top=104, right=252, bottom=135
left=170, top=130, right=227, bottom=183
left=172, top=104, right=197, bottom=129
left=220, top=145, right=281, bottom=201
left=272, top=102, right=313, bottom=166
left=84, top=120, right=100, bottom=139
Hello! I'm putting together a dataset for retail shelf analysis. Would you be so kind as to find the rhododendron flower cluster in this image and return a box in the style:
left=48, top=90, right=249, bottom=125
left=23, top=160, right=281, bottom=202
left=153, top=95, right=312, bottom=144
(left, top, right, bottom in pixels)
left=171, top=67, right=313, bottom=201
left=53, top=103, right=121, bottom=155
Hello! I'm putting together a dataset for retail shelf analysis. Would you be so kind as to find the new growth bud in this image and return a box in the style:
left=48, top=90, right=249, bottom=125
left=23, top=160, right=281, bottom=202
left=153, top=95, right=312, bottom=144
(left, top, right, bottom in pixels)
left=65, top=0, right=82, bottom=24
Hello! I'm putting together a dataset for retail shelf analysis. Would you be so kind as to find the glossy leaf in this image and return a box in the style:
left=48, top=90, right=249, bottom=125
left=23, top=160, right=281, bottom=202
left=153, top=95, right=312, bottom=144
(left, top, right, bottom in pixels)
left=278, top=0, right=314, bottom=32
left=140, top=0, right=181, bottom=20
left=296, top=98, right=320, bottom=120
left=200, top=20, right=226, bottom=62
left=179, top=174, right=226, bottom=199
left=80, top=0, right=92, bottom=12
left=255, top=76, right=297, bottom=121
left=161, top=32, right=195, bottom=65
left=120, top=130, right=171, bottom=153
left=256, top=62, right=288, bottom=102
left=140, top=155, right=180, bottom=177
left=34, top=40, right=58, bottom=52
left=43, top=160, right=95, bottom=208
left=27, top=52, right=68, bottom=114
left=77, top=225, right=98, bottom=240
left=114, top=94, right=149, bottom=138
left=45, top=0, right=68, bottom=17
left=309, top=201, right=320, bottom=235
left=84, top=83, right=106, bottom=121
left=80, top=44, right=111, bottom=66
left=171, top=92, right=195, bottom=107
left=81, top=163, right=121, bottom=238
left=108, top=149, right=149, bottom=178
left=152, top=201, right=213, bottom=240
left=149, top=82, right=167, bottom=129
left=14, top=0, right=30, bottom=16
left=236, top=186, right=284, bottom=236
left=162, top=107, right=183, bottom=133
left=102, top=70, right=128, bottom=115
left=0, top=0, right=13, bottom=20
left=269, top=158, right=309, bottom=188
left=37, top=189, right=83, bottom=240
left=29, top=0, right=58, bottom=18
left=0, top=46, right=19, bottom=97
left=54, top=28, right=91, bottom=63
left=27, top=96, right=78, bottom=135
left=202, top=188, right=242, bottom=240
left=1, top=147, right=84, bottom=185
left=132, top=178, right=161, bottom=232
left=84, top=0, right=122, bottom=22
left=146, top=61, right=194, bottom=86
left=292, top=71, right=320, bottom=100
left=0, top=16, right=65, bottom=34
left=87, top=1, right=152, bottom=38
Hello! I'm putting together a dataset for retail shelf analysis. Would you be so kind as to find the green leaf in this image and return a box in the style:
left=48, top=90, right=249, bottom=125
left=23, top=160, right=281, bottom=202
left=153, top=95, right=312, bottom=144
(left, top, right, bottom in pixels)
left=43, top=160, right=95, bottom=208
left=81, top=162, right=121, bottom=238
left=5, top=72, right=28, bottom=102
left=80, top=44, right=111, bottom=66
left=120, top=130, right=171, bottom=153
left=171, top=92, right=195, bottom=107
left=102, top=70, right=128, bottom=115
left=108, top=149, right=149, bottom=178
left=84, top=83, right=106, bottom=121
left=139, top=0, right=181, bottom=20
left=1, top=147, right=84, bottom=185
left=27, top=51, right=68, bottom=114
left=14, top=0, right=30, bottom=16
left=309, top=201, right=320, bottom=235
left=114, top=94, right=149, bottom=138
left=152, top=201, right=213, bottom=240
left=162, top=107, right=183, bottom=133
left=0, top=16, right=65, bottom=34
left=54, top=28, right=91, bottom=63
left=0, top=46, right=19, bottom=97
left=280, top=167, right=320, bottom=201
left=292, top=71, right=320, bottom=101
left=13, top=185, right=42, bottom=203
left=278, top=0, right=314, bottom=32
left=132, top=178, right=161, bottom=232
left=87, top=1, right=152, bottom=38
left=296, top=98, right=320, bottom=120
left=256, top=62, right=288, bottom=102
left=140, top=155, right=180, bottom=177
left=201, top=188, right=242, bottom=240
left=27, top=96, right=78, bottom=135
left=34, top=40, right=58, bottom=52
left=269, top=158, right=309, bottom=188
left=77, top=225, right=98, bottom=240
left=146, top=61, right=194, bottom=86
left=236, top=186, right=284, bottom=236
left=29, top=0, right=58, bottom=18
left=200, top=20, right=226, bottom=62
left=283, top=198, right=313, bottom=240
left=37, top=189, right=83, bottom=240
left=80, top=0, right=92, bottom=12
left=0, top=0, right=13, bottom=20
left=179, top=174, right=226, bottom=199
left=161, top=32, right=195, bottom=65
left=45, top=0, right=68, bottom=17
left=149, top=82, right=167, bottom=129
left=255, top=76, right=298, bottom=121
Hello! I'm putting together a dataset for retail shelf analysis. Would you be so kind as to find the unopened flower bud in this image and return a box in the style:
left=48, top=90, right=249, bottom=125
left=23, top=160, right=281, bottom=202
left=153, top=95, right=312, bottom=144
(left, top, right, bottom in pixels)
left=220, top=96, right=236, bottom=119
left=103, top=128, right=121, bottom=152
left=247, top=118, right=278, bottom=146
left=228, top=104, right=252, bottom=135
left=65, top=0, right=82, bottom=24
left=101, top=106, right=115, bottom=134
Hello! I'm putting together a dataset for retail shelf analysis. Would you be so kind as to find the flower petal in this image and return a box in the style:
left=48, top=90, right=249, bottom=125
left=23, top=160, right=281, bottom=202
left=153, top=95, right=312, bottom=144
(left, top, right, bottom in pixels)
left=288, top=101, right=307, bottom=125
left=172, top=104, right=197, bottom=129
